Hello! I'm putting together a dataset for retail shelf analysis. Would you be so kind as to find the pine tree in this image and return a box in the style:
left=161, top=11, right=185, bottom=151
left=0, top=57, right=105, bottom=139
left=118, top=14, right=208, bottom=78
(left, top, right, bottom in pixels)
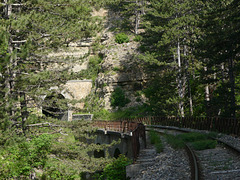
left=196, top=0, right=240, bottom=117
left=0, top=0, right=101, bottom=131
left=107, top=0, right=145, bottom=34
left=0, top=0, right=116, bottom=178
left=140, top=0, right=203, bottom=117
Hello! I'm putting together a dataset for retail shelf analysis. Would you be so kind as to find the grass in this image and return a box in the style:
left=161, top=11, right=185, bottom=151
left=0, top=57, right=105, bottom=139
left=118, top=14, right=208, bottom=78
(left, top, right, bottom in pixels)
left=191, top=139, right=217, bottom=150
left=165, top=132, right=217, bottom=150
left=165, top=134, right=185, bottom=149
left=177, top=132, right=208, bottom=142
left=149, top=130, right=164, bottom=153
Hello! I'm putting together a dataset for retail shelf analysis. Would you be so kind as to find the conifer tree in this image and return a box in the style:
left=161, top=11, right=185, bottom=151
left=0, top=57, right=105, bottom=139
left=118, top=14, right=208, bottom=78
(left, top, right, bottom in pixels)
left=107, top=0, right=145, bottom=34
left=0, top=0, right=116, bottom=178
left=140, top=0, right=203, bottom=117
left=0, top=0, right=101, bottom=131
left=196, top=0, right=240, bottom=117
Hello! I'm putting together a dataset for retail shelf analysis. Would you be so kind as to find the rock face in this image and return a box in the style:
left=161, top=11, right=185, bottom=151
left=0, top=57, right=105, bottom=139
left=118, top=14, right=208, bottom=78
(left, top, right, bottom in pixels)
left=95, top=31, right=147, bottom=110
left=46, top=8, right=147, bottom=111
left=64, top=80, right=93, bottom=100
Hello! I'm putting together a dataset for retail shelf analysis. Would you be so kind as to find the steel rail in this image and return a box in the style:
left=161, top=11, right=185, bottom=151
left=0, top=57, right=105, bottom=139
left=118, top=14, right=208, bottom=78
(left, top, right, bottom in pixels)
left=185, top=143, right=200, bottom=180
left=146, top=126, right=200, bottom=180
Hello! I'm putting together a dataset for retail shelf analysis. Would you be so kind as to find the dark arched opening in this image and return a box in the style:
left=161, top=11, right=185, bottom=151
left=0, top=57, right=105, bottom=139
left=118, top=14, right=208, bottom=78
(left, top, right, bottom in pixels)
left=42, top=92, right=68, bottom=120
left=113, top=148, right=121, bottom=158
left=94, top=143, right=105, bottom=158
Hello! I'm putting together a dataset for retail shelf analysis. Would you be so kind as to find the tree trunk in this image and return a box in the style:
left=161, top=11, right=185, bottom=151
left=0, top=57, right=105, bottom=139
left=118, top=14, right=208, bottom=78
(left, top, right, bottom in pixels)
left=184, top=45, right=193, bottom=116
left=228, top=56, right=236, bottom=118
left=135, top=0, right=140, bottom=34
left=20, top=92, right=29, bottom=135
left=204, top=66, right=211, bottom=116
left=177, top=41, right=184, bottom=117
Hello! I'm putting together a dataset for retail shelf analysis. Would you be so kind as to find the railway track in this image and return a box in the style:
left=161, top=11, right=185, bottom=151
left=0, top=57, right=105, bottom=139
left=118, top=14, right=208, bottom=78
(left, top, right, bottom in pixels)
left=146, top=125, right=240, bottom=180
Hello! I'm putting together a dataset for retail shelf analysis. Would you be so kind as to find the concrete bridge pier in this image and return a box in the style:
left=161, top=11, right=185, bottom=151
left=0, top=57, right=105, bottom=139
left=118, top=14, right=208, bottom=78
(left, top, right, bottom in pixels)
left=95, top=130, right=134, bottom=159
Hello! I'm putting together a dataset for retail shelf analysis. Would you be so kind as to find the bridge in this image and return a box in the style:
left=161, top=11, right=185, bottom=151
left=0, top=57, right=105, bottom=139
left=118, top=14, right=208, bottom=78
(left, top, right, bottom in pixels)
left=93, top=121, right=146, bottom=160
left=92, top=116, right=240, bottom=160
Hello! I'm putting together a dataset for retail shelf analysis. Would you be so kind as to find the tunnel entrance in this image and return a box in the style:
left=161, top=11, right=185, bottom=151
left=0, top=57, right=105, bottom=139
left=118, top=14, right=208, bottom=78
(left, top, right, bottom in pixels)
left=42, top=92, right=68, bottom=120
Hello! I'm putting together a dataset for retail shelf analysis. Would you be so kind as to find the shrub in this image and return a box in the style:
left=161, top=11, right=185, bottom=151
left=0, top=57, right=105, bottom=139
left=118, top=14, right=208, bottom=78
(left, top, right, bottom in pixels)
left=111, top=87, right=130, bottom=108
left=94, top=109, right=111, bottom=120
left=100, top=155, right=131, bottom=180
left=149, top=130, right=164, bottom=153
left=0, top=134, right=52, bottom=179
left=115, top=33, right=129, bottom=44
left=149, top=130, right=159, bottom=144
left=78, top=55, right=103, bottom=81
left=165, top=132, right=217, bottom=150
left=155, top=142, right=164, bottom=153
left=165, top=134, right=185, bottom=149
left=191, top=140, right=217, bottom=150
left=177, top=132, right=208, bottom=142
left=133, top=35, right=142, bottom=42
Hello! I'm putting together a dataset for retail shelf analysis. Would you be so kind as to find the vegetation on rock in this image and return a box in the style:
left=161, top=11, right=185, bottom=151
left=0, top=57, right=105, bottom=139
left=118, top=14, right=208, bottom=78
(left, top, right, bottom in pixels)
left=115, top=33, right=129, bottom=44
left=0, top=0, right=240, bottom=178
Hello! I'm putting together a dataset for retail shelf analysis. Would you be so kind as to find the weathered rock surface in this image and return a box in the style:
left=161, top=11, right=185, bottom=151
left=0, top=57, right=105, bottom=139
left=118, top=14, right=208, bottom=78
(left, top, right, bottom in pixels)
left=95, top=31, right=147, bottom=109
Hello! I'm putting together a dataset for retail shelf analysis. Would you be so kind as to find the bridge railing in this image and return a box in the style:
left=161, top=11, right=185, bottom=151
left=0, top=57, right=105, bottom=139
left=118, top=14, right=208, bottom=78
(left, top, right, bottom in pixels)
left=93, top=120, right=146, bottom=160
left=92, top=120, right=139, bottom=133
left=120, top=117, right=240, bottom=136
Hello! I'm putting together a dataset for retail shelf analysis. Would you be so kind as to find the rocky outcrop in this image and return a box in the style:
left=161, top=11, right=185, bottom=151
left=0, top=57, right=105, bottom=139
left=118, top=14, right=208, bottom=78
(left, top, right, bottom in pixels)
left=95, top=31, right=147, bottom=109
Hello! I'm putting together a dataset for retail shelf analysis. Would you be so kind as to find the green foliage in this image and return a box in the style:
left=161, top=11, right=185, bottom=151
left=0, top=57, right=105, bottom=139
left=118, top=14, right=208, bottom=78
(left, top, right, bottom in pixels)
left=79, top=55, right=103, bottom=81
left=143, top=71, right=178, bottom=116
left=149, top=130, right=164, bottom=153
left=106, top=0, right=145, bottom=32
left=149, top=130, right=159, bottom=144
left=0, top=31, right=8, bottom=57
left=191, top=140, right=217, bottom=150
left=115, top=33, right=129, bottom=44
left=0, top=134, right=52, bottom=179
left=94, top=108, right=112, bottom=120
left=99, top=155, right=131, bottom=180
left=177, top=132, right=208, bottom=142
left=113, top=66, right=121, bottom=71
left=133, top=35, right=142, bottom=42
left=165, top=134, right=185, bottom=149
left=165, top=132, right=217, bottom=150
left=111, top=87, right=130, bottom=108
left=207, top=132, right=221, bottom=139
left=42, top=159, right=81, bottom=180
left=88, top=104, right=150, bottom=120
left=82, top=91, right=108, bottom=120
left=92, top=36, right=105, bottom=54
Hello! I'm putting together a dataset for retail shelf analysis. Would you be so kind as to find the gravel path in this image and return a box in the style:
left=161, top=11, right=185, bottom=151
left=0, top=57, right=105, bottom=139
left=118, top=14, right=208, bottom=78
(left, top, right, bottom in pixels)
left=196, top=144, right=240, bottom=180
left=129, top=135, right=191, bottom=180
left=128, top=127, right=240, bottom=180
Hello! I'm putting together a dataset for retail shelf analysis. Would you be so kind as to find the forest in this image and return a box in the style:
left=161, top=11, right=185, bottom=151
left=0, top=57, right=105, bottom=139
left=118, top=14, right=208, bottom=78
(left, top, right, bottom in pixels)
left=0, top=0, right=239, bottom=179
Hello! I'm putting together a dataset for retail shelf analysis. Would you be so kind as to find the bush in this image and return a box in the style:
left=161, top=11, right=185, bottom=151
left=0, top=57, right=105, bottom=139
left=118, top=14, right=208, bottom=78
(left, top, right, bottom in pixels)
left=165, top=132, right=217, bottom=150
left=111, top=87, right=130, bottom=108
left=78, top=55, right=103, bottom=81
left=133, top=35, right=142, bottom=42
left=94, top=109, right=111, bottom=120
left=191, top=140, right=217, bottom=150
left=115, top=33, right=129, bottom=44
left=165, top=134, right=185, bottom=149
left=100, top=155, right=131, bottom=180
left=155, top=142, right=164, bottom=153
left=0, top=134, right=52, bottom=179
left=149, top=130, right=164, bottom=153
left=149, top=130, right=159, bottom=144
left=177, top=132, right=208, bottom=142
